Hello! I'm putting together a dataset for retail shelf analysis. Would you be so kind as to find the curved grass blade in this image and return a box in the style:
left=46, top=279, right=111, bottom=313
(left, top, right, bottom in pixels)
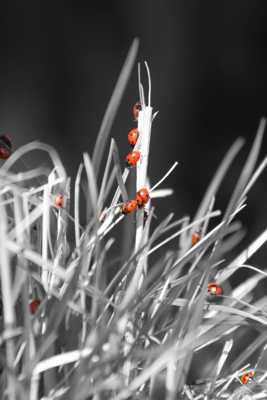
left=194, top=138, right=244, bottom=228
left=83, top=152, right=98, bottom=220
left=92, top=38, right=139, bottom=178
left=111, top=138, right=128, bottom=203
left=223, top=118, right=266, bottom=224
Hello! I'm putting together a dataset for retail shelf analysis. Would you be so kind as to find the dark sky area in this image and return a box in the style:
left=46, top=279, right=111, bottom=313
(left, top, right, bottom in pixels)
left=0, top=1, right=267, bottom=267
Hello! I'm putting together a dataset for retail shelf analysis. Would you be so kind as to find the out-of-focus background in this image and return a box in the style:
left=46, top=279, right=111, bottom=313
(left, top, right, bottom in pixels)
left=1, top=1, right=267, bottom=267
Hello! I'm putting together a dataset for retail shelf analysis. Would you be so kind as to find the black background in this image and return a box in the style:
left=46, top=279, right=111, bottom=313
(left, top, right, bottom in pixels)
left=1, top=1, right=267, bottom=266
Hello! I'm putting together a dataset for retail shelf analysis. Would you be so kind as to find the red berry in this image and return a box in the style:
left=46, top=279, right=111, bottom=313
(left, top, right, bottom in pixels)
left=136, top=188, right=150, bottom=207
left=122, top=199, right=137, bottom=215
left=132, top=102, right=141, bottom=121
left=125, top=151, right=141, bottom=167
left=207, top=282, right=222, bottom=296
left=54, top=194, right=64, bottom=208
left=128, top=128, right=139, bottom=147
left=191, top=232, right=200, bottom=246
left=29, top=299, right=41, bottom=314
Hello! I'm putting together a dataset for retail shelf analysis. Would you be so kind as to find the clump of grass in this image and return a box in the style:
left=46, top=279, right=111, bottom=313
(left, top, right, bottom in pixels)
left=0, top=39, right=267, bottom=400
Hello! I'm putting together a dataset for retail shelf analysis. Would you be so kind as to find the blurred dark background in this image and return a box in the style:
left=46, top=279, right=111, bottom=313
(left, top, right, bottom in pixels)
left=1, top=1, right=267, bottom=266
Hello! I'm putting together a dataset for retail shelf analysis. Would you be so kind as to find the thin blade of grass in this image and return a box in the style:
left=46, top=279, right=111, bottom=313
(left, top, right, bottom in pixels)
left=92, top=38, right=139, bottom=177
left=209, top=304, right=267, bottom=326
left=97, top=140, right=115, bottom=210
left=242, top=155, right=267, bottom=198
left=209, top=339, right=233, bottom=394
left=0, top=202, right=16, bottom=400
left=223, top=118, right=266, bottom=223
left=2, top=141, right=67, bottom=180
left=216, top=228, right=267, bottom=283
left=148, top=210, right=221, bottom=256
left=111, top=138, right=128, bottom=203
left=231, top=332, right=266, bottom=371
left=83, top=152, right=98, bottom=220
left=194, top=138, right=244, bottom=227
left=74, top=163, right=84, bottom=248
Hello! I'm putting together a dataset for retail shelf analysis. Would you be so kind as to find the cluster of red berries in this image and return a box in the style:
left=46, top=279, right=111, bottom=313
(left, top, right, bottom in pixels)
left=0, top=135, right=12, bottom=160
left=125, top=102, right=142, bottom=167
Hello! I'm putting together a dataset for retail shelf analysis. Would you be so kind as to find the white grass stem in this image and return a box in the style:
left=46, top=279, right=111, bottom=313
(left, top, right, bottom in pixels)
left=30, top=347, right=92, bottom=400
left=215, top=340, right=233, bottom=381
left=150, top=188, right=174, bottom=198
left=150, top=162, right=178, bottom=193
left=74, top=163, right=83, bottom=248
left=144, top=61, right=151, bottom=107
left=243, top=155, right=267, bottom=197
left=6, top=239, right=67, bottom=280
left=216, top=228, right=267, bottom=283
left=148, top=210, right=221, bottom=256
left=2, top=141, right=67, bottom=180
left=0, top=203, right=16, bottom=400
left=42, top=184, right=50, bottom=292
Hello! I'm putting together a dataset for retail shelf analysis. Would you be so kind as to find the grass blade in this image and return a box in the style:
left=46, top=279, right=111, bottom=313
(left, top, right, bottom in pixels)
left=92, top=38, right=139, bottom=177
